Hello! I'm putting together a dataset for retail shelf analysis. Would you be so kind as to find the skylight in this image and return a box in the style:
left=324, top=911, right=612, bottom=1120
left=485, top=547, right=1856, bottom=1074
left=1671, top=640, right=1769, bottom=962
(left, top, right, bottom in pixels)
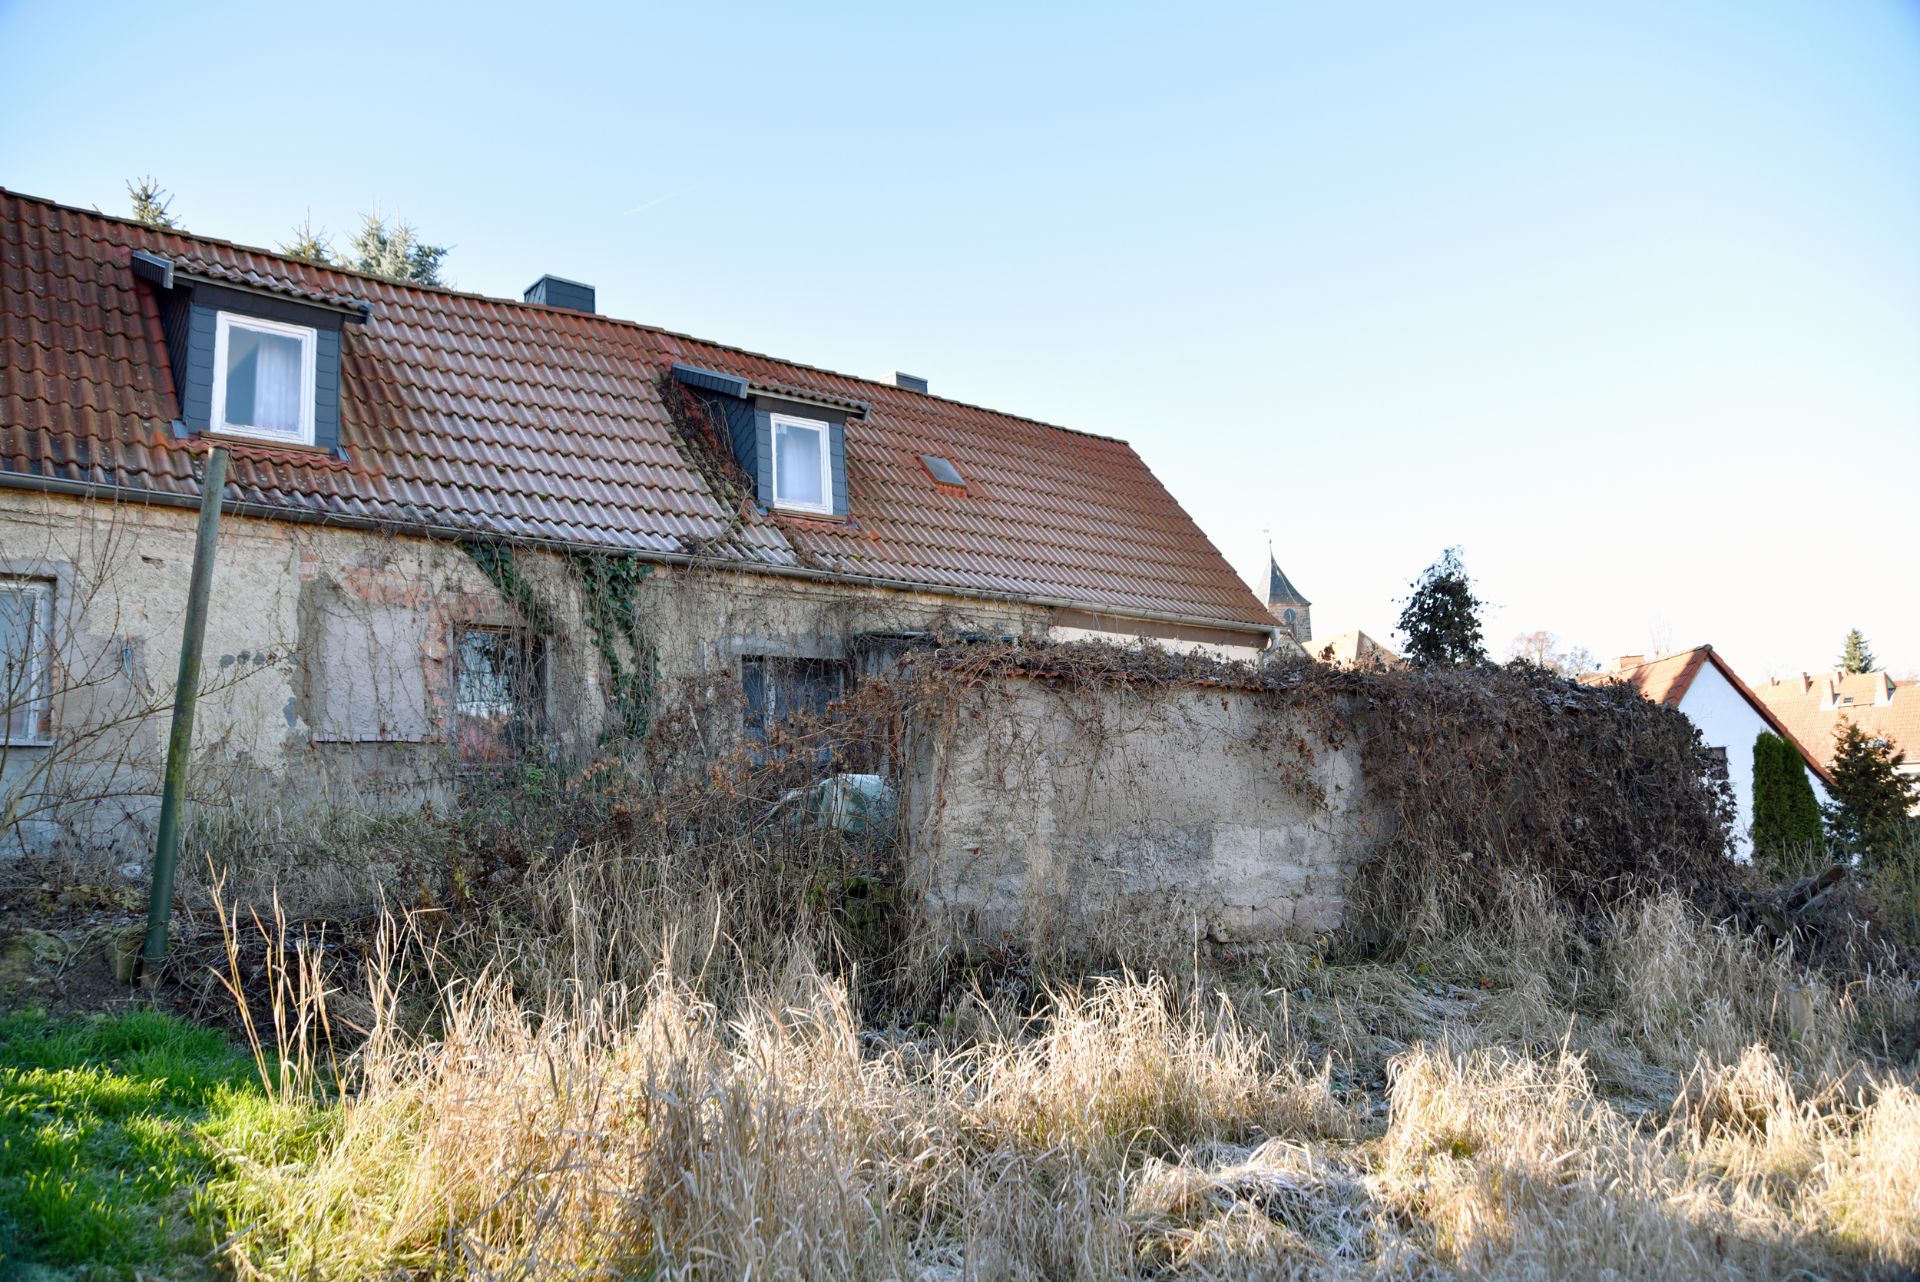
left=921, top=454, right=965, bottom=487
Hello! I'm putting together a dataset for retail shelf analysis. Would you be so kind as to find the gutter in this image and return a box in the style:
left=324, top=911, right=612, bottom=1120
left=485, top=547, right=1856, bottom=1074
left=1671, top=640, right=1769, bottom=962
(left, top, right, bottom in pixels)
left=0, top=469, right=1280, bottom=649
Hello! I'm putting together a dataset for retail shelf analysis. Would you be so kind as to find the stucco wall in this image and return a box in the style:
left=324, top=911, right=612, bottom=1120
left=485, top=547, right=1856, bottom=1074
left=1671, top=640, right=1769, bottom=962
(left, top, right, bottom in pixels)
left=0, top=489, right=1266, bottom=860
left=1676, top=665, right=1831, bottom=862
left=904, top=677, right=1387, bottom=947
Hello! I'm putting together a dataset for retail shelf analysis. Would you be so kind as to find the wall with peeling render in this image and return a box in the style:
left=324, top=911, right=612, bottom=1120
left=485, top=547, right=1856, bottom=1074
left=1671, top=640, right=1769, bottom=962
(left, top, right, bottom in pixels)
left=0, top=490, right=1265, bottom=860
left=904, top=676, right=1388, bottom=945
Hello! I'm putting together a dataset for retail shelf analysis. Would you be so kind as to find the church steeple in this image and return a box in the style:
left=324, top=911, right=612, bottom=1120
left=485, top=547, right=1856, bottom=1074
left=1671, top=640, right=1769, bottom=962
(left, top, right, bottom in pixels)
left=1266, top=547, right=1312, bottom=644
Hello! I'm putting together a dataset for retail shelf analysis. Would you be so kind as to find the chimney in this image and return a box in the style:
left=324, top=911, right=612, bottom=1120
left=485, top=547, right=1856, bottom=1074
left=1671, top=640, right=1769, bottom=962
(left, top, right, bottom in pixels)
left=1614, top=654, right=1645, bottom=672
left=524, top=275, right=596, bottom=313
left=892, top=371, right=929, bottom=394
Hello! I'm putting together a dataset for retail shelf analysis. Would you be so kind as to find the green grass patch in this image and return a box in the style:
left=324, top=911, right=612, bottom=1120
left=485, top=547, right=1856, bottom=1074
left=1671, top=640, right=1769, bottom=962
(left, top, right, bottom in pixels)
left=0, top=1006, right=263, bottom=1280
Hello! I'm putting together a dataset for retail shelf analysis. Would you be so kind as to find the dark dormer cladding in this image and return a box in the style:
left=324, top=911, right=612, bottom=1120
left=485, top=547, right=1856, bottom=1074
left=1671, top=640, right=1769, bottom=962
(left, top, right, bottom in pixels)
left=131, top=250, right=370, bottom=455
left=671, top=364, right=861, bottom=520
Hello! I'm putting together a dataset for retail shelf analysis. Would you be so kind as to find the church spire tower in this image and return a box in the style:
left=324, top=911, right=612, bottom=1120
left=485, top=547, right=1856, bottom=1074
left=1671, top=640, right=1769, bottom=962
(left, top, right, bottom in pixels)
left=1266, top=546, right=1311, bottom=644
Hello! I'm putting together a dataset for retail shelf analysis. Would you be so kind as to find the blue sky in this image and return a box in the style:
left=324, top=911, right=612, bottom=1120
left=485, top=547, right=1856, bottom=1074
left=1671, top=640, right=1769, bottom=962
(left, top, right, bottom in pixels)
left=4, top=1, right=1916, bottom=675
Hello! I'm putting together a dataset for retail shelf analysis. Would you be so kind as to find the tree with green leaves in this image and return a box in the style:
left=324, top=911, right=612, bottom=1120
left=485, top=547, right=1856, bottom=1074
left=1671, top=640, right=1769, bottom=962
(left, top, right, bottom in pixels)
left=1824, top=720, right=1917, bottom=864
left=340, top=210, right=449, bottom=285
left=126, top=176, right=177, bottom=228
left=1838, top=629, right=1877, bottom=675
left=1395, top=547, right=1487, bottom=669
left=1751, top=731, right=1822, bottom=874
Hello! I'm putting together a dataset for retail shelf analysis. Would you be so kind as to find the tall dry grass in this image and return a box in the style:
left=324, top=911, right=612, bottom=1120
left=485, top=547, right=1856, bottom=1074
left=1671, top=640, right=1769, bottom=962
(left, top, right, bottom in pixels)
left=197, top=847, right=1920, bottom=1282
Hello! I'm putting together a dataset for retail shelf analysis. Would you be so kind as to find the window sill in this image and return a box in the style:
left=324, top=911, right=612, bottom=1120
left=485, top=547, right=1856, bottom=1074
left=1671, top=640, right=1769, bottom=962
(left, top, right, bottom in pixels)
left=770, top=505, right=848, bottom=524
left=204, top=431, right=335, bottom=456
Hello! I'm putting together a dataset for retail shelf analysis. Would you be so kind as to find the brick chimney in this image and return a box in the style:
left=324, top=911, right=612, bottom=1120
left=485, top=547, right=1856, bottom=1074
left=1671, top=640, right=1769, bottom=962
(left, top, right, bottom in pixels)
left=1614, top=654, right=1646, bottom=672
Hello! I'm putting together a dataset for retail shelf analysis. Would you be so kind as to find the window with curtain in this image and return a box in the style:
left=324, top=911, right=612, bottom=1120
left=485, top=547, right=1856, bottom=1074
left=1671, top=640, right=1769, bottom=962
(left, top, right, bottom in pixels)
left=453, top=626, right=545, bottom=765
left=0, top=578, right=53, bottom=745
left=212, top=313, right=316, bottom=443
left=771, top=413, right=831, bottom=513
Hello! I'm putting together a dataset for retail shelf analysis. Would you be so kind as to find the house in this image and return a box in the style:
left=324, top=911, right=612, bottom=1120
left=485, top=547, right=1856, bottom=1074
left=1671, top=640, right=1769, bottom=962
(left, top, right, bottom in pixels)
left=1309, top=629, right=1402, bottom=669
left=0, top=188, right=1281, bottom=858
left=1753, top=670, right=1920, bottom=808
left=1583, top=647, right=1832, bottom=858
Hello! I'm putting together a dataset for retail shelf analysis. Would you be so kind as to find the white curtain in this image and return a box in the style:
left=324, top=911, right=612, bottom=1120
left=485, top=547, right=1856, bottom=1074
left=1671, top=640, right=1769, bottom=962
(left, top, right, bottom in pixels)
left=250, top=332, right=303, bottom=432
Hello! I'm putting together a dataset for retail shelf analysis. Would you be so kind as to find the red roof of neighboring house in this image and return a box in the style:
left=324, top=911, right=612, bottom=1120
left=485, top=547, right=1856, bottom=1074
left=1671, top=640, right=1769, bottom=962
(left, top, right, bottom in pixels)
left=0, top=189, right=1273, bottom=633
left=1752, top=671, right=1920, bottom=770
left=1581, top=646, right=1834, bottom=785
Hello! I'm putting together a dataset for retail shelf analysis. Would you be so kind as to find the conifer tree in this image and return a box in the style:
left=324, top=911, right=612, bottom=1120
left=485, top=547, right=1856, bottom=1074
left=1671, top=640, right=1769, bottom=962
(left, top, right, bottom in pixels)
left=126, top=176, right=177, bottom=227
left=1825, top=720, right=1917, bottom=864
left=342, top=210, right=449, bottom=285
left=1838, top=629, right=1877, bottom=674
left=1394, top=548, right=1487, bottom=669
left=1753, top=732, right=1824, bottom=874
left=279, top=213, right=332, bottom=264
left=1751, top=732, right=1790, bottom=862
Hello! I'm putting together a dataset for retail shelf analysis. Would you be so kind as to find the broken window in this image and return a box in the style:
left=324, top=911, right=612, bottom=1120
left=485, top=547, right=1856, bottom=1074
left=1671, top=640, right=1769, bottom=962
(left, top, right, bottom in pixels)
left=0, top=578, right=53, bottom=745
left=453, top=626, right=545, bottom=764
left=741, top=655, right=849, bottom=742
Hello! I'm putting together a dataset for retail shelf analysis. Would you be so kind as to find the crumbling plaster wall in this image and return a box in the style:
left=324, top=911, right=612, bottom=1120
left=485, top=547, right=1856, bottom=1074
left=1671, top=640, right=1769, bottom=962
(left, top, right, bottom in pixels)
left=2, top=489, right=1260, bottom=860
left=905, top=676, right=1389, bottom=945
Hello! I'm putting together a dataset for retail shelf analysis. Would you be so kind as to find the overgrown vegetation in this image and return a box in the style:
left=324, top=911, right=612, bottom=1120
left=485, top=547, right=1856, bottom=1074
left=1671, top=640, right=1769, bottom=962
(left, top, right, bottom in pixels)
left=9, top=640, right=1920, bottom=1278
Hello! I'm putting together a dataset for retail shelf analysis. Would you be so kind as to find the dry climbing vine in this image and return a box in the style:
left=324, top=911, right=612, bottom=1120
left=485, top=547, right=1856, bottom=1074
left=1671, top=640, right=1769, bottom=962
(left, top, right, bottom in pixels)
left=462, top=541, right=659, bottom=743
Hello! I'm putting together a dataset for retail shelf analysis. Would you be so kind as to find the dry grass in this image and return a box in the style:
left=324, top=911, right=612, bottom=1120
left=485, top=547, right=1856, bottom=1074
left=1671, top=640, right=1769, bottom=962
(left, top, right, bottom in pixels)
left=189, top=854, right=1920, bottom=1282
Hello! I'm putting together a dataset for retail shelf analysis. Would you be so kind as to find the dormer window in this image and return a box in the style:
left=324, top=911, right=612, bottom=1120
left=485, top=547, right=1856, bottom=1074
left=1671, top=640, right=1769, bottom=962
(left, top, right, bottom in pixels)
left=670, top=365, right=855, bottom=519
left=771, top=413, right=833, bottom=514
left=211, top=312, right=318, bottom=444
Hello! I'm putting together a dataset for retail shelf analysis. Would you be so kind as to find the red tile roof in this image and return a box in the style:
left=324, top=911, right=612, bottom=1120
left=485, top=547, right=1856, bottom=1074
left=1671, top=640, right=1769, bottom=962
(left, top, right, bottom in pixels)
left=1581, top=646, right=1834, bottom=785
left=0, top=189, right=1274, bottom=634
left=1752, top=671, right=1920, bottom=769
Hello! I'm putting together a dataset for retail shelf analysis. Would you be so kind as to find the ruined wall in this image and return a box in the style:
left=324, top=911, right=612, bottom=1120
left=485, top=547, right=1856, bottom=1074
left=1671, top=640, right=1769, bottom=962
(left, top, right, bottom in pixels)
left=2, top=490, right=1258, bottom=861
left=904, top=676, right=1388, bottom=946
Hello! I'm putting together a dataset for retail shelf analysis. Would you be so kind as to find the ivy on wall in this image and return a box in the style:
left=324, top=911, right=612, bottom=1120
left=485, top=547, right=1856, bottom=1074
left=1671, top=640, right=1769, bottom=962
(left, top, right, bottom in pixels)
left=569, top=551, right=656, bottom=742
left=463, top=542, right=657, bottom=743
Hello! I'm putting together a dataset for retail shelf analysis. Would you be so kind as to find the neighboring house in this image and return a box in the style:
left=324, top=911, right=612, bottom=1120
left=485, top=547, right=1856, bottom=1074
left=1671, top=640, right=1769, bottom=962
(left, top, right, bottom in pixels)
left=1753, top=670, right=1920, bottom=810
left=1583, top=648, right=1832, bottom=859
left=1309, top=630, right=1402, bottom=669
left=1266, top=551, right=1311, bottom=646
left=0, top=188, right=1281, bottom=857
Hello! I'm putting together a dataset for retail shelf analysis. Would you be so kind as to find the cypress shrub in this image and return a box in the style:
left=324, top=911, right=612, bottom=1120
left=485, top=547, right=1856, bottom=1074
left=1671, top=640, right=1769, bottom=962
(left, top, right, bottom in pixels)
left=1780, top=742, right=1824, bottom=858
left=1751, top=733, right=1790, bottom=865
left=1753, top=731, right=1824, bottom=876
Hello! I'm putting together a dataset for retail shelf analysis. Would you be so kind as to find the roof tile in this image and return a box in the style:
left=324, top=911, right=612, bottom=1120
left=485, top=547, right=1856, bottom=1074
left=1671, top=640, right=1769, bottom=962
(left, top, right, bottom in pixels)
left=0, top=188, right=1272, bottom=629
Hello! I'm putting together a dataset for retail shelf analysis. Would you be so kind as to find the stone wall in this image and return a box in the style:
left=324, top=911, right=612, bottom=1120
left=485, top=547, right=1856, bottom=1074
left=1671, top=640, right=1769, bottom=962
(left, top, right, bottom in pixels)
left=903, top=675, right=1388, bottom=946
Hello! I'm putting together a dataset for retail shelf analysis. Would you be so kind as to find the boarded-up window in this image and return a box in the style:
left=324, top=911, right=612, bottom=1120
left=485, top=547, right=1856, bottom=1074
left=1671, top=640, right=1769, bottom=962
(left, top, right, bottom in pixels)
left=0, top=579, right=53, bottom=745
left=454, top=627, right=544, bottom=765
left=307, top=594, right=434, bottom=742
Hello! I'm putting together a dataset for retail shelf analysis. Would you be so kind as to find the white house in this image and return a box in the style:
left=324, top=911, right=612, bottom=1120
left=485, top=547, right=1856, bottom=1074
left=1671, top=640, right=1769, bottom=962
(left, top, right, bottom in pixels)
left=1586, top=647, right=1833, bottom=860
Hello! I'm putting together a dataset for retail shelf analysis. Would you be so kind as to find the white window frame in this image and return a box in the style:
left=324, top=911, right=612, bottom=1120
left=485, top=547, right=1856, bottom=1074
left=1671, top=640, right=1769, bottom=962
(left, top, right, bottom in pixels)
left=769, top=413, right=834, bottom=515
left=1, top=578, right=54, bottom=747
left=210, top=311, right=318, bottom=445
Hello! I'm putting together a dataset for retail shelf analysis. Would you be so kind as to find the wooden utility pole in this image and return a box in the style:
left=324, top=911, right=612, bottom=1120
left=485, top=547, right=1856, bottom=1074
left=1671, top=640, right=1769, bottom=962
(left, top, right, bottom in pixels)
left=141, top=445, right=229, bottom=977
